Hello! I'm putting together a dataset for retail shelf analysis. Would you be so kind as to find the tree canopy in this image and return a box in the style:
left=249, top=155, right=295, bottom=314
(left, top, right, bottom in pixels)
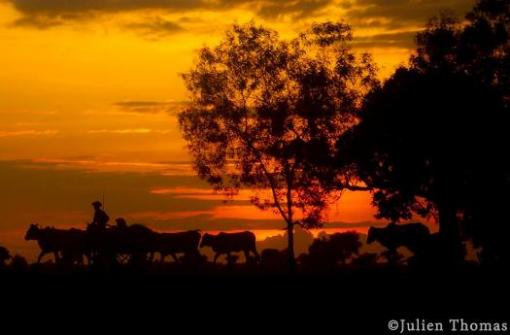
left=339, top=0, right=510, bottom=264
left=179, top=22, right=377, bottom=267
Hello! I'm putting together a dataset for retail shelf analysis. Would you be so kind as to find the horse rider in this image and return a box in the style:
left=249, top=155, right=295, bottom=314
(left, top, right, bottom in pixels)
left=90, top=201, right=110, bottom=231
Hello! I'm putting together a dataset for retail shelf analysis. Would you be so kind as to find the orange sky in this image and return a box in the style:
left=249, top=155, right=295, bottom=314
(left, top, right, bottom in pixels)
left=0, top=0, right=473, bottom=255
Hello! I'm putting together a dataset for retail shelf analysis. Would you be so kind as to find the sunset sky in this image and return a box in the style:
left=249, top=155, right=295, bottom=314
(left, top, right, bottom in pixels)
left=0, top=0, right=474, bottom=256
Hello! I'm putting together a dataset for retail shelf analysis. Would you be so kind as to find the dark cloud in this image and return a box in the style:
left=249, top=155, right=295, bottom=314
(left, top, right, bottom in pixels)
left=124, top=17, right=184, bottom=38
left=256, top=0, right=331, bottom=20
left=345, top=0, right=475, bottom=28
left=6, top=0, right=477, bottom=42
left=353, top=30, right=417, bottom=49
left=8, top=10, right=95, bottom=29
left=8, top=0, right=203, bottom=15
left=8, top=0, right=334, bottom=16
left=114, top=100, right=188, bottom=114
left=6, top=0, right=336, bottom=28
left=9, top=15, right=64, bottom=29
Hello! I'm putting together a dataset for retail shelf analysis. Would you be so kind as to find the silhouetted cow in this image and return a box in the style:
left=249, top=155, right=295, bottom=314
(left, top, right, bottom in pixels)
left=91, top=223, right=157, bottom=264
left=367, top=222, right=431, bottom=257
left=200, top=231, right=259, bottom=263
left=155, top=230, right=201, bottom=262
left=25, top=224, right=88, bottom=264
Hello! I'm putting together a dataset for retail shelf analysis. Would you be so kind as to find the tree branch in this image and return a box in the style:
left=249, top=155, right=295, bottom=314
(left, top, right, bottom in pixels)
left=233, top=123, right=291, bottom=224
left=340, top=184, right=371, bottom=192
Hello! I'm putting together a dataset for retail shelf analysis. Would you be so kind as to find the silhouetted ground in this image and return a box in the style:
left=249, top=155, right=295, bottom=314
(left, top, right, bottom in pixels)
left=0, top=264, right=507, bottom=333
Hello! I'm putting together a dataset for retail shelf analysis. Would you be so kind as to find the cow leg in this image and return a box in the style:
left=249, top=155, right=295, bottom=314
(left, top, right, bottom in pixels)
left=171, top=253, right=179, bottom=263
left=213, top=253, right=221, bottom=263
left=252, top=249, right=260, bottom=263
left=145, top=252, right=152, bottom=262
left=387, top=248, right=399, bottom=264
left=85, top=253, right=92, bottom=266
left=37, top=251, right=48, bottom=264
left=243, top=250, right=251, bottom=263
left=192, top=249, right=201, bottom=258
left=54, top=251, right=61, bottom=264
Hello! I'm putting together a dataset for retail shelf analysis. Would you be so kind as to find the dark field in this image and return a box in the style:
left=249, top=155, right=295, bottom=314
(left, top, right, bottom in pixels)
left=1, top=264, right=507, bottom=333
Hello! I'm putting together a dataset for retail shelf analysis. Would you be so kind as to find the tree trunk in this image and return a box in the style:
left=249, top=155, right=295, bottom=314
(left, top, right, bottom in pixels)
left=287, top=221, right=296, bottom=272
left=286, top=170, right=296, bottom=272
left=437, top=201, right=465, bottom=264
left=438, top=201, right=457, bottom=237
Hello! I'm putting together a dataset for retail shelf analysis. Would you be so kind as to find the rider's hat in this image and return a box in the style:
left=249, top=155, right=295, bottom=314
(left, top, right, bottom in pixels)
left=91, top=201, right=102, bottom=208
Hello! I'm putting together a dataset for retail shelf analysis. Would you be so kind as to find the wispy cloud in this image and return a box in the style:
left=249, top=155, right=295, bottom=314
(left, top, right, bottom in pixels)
left=128, top=210, right=214, bottom=221
left=0, top=129, right=59, bottom=137
left=123, top=16, right=184, bottom=39
left=31, top=158, right=194, bottom=174
left=0, top=158, right=387, bottom=261
left=126, top=205, right=280, bottom=222
left=6, top=0, right=335, bottom=22
left=87, top=128, right=172, bottom=134
left=150, top=187, right=254, bottom=201
left=4, top=0, right=476, bottom=51
left=9, top=15, right=64, bottom=29
left=344, top=0, right=474, bottom=30
left=353, top=30, right=418, bottom=48
left=114, top=100, right=187, bottom=115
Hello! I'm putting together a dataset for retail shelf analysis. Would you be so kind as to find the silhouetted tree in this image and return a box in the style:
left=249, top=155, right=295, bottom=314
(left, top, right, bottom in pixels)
left=305, top=231, right=362, bottom=269
left=339, top=0, right=510, bottom=264
left=351, top=252, right=379, bottom=269
left=179, top=22, right=377, bottom=270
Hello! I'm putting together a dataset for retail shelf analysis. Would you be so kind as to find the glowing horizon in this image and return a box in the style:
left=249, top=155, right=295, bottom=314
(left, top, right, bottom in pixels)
left=0, top=0, right=471, bottom=256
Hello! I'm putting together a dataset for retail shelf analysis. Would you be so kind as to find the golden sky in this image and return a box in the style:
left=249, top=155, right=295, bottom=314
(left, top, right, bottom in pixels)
left=0, top=0, right=473, bottom=255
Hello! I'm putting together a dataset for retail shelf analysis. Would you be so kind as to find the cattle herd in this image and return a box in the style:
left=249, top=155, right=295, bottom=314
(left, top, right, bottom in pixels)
left=23, top=221, right=458, bottom=268
left=25, top=223, right=259, bottom=266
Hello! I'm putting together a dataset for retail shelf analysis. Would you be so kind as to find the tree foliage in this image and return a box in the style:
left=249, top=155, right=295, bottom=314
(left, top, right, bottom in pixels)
left=339, top=0, right=510, bottom=263
left=179, top=22, right=377, bottom=264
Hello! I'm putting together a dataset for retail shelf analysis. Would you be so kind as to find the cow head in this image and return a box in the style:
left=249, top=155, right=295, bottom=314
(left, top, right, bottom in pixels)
left=200, top=233, right=213, bottom=248
left=25, top=223, right=40, bottom=241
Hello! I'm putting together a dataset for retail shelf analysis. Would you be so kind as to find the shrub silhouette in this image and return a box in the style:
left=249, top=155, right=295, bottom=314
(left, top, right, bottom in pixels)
left=303, top=232, right=362, bottom=270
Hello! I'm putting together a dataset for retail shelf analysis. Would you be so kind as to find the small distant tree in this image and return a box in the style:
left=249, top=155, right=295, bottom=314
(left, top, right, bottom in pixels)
left=179, top=22, right=377, bottom=270
left=307, top=232, right=362, bottom=269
